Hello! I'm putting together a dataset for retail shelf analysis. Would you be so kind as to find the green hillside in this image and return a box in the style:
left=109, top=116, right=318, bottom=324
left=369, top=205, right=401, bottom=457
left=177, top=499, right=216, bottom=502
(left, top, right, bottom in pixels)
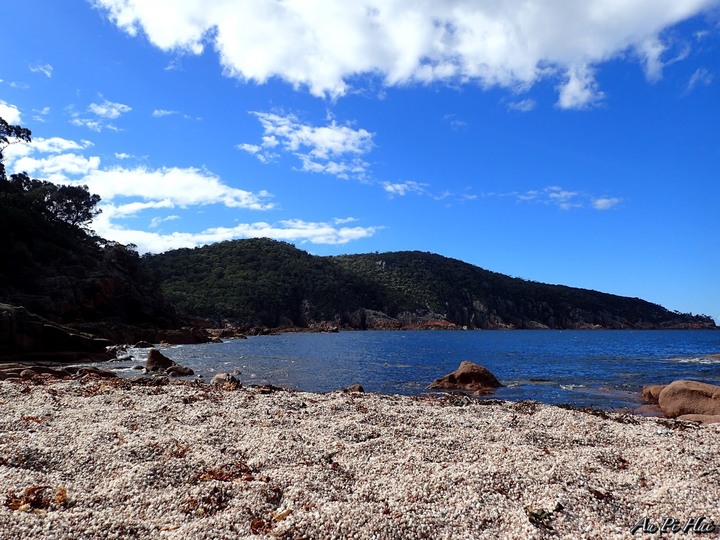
left=141, top=238, right=716, bottom=330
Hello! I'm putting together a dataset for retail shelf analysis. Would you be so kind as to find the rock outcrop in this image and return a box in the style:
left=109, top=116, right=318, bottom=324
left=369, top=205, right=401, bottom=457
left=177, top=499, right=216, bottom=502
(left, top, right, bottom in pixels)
left=658, top=380, right=720, bottom=419
left=429, top=361, right=503, bottom=392
left=0, top=304, right=112, bottom=363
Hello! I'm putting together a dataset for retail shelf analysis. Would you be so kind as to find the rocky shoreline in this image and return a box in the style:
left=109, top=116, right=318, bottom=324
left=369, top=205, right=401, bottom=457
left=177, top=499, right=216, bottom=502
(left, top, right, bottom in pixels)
left=1, top=377, right=719, bottom=539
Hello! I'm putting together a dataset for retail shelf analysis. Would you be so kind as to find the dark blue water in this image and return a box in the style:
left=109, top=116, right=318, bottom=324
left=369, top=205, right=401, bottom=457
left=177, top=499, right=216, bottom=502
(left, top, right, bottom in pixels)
left=117, top=330, right=720, bottom=410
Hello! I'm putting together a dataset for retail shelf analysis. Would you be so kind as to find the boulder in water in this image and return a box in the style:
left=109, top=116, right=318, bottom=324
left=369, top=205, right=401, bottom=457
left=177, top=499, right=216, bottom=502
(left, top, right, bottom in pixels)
left=429, top=361, right=503, bottom=391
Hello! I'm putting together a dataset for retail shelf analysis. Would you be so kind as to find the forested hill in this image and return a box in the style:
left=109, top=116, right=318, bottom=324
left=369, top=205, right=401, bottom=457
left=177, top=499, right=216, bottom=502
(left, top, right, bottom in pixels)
left=141, top=238, right=716, bottom=330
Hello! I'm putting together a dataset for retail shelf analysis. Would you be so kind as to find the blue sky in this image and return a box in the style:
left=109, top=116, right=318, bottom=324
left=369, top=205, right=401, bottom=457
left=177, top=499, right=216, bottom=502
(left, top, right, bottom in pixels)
left=2, top=0, right=719, bottom=321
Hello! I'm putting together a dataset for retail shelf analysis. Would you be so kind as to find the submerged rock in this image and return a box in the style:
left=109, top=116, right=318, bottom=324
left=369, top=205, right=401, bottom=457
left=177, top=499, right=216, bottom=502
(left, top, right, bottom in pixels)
left=429, top=361, right=503, bottom=391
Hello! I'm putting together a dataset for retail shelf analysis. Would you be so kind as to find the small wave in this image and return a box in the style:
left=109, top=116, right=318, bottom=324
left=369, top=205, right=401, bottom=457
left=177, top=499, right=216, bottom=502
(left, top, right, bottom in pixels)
left=559, top=384, right=587, bottom=391
left=673, top=355, right=720, bottom=365
left=383, top=363, right=414, bottom=369
left=504, top=379, right=562, bottom=388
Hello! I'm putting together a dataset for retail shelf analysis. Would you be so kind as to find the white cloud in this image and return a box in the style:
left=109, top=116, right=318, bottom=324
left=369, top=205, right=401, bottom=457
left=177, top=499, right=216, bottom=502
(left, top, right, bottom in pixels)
left=152, top=109, right=177, bottom=117
left=88, top=99, right=132, bottom=119
left=0, top=100, right=22, bottom=124
left=83, top=166, right=274, bottom=210
left=35, top=137, right=92, bottom=154
left=29, top=63, right=54, bottom=78
left=115, top=152, right=132, bottom=159
left=5, top=137, right=268, bottom=212
left=14, top=154, right=101, bottom=181
left=556, top=65, right=605, bottom=110
left=383, top=181, right=428, bottom=197
left=2, top=137, right=93, bottom=168
left=592, top=197, right=622, bottom=210
left=636, top=37, right=667, bottom=82
left=239, top=112, right=374, bottom=179
left=4, top=132, right=380, bottom=252
left=546, top=187, right=581, bottom=210
left=92, top=0, right=718, bottom=107
left=94, top=216, right=380, bottom=253
left=4, top=137, right=274, bottom=214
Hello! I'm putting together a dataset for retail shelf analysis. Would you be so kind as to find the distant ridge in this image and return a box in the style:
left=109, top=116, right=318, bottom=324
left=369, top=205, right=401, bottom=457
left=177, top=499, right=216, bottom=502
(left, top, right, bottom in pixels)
left=142, top=238, right=717, bottom=330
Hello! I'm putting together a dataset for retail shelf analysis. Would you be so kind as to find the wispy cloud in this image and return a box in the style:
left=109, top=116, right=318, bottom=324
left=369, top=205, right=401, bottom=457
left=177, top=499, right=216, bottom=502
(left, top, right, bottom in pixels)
left=591, top=197, right=622, bottom=210
left=382, top=181, right=428, bottom=197
left=507, top=99, right=536, bottom=112
left=443, top=114, right=467, bottom=130
left=486, top=186, right=621, bottom=211
left=32, top=106, right=51, bottom=123
left=29, top=63, right=53, bottom=78
left=686, top=67, right=713, bottom=93
left=69, top=98, right=132, bottom=132
left=239, top=112, right=374, bottom=180
left=152, top=109, right=177, bottom=117
left=149, top=215, right=180, bottom=228
left=70, top=118, right=116, bottom=132
left=6, top=81, right=30, bottom=90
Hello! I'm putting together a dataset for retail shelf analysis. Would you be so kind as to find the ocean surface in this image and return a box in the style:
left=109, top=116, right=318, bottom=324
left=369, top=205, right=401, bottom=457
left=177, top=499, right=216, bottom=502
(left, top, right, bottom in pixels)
left=114, top=330, right=720, bottom=410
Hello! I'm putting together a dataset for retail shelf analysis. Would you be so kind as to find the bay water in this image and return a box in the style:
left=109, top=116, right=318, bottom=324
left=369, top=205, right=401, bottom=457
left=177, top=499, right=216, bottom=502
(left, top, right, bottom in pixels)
left=117, top=330, right=720, bottom=410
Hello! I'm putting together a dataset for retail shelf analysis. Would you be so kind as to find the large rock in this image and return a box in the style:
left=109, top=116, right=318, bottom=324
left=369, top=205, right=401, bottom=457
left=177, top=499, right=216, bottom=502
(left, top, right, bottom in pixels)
left=211, top=373, right=239, bottom=387
left=640, top=385, right=666, bottom=403
left=145, top=348, right=175, bottom=372
left=167, top=365, right=195, bottom=377
left=658, top=380, right=720, bottom=418
left=429, top=361, right=503, bottom=391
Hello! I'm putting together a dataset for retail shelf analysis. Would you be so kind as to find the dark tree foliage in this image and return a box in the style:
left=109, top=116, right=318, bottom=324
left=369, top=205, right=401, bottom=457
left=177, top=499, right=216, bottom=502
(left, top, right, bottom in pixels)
left=0, top=117, right=175, bottom=328
left=141, top=238, right=384, bottom=326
